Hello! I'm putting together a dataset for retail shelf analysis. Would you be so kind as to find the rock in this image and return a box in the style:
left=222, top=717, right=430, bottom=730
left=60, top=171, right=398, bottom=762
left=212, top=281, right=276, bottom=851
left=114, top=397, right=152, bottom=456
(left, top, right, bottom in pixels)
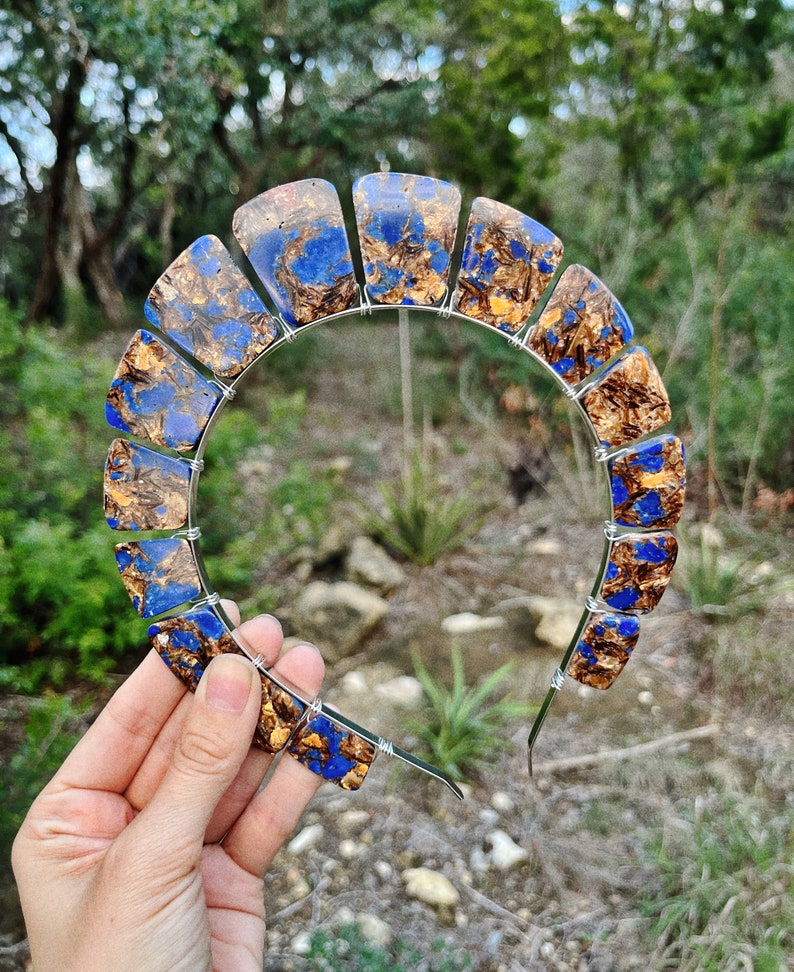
left=374, top=675, right=423, bottom=705
left=441, top=612, right=506, bottom=635
left=313, top=520, right=359, bottom=566
left=491, top=790, right=515, bottom=813
left=494, top=595, right=582, bottom=650
left=291, top=581, right=389, bottom=661
left=402, top=867, right=460, bottom=908
left=526, top=537, right=563, bottom=556
left=287, top=823, right=324, bottom=855
left=488, top=829, right=529, bottom=871
left=357, top=913, right=393, bottom=948
left=345, top=536, right=406, bottom=594
left=290, top=931, right=312, bottom=955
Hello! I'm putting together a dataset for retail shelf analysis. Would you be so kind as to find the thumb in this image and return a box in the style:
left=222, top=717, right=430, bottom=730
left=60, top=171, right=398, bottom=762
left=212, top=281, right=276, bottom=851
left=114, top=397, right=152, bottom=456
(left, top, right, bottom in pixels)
left=137, top=653, right=262, bottom=857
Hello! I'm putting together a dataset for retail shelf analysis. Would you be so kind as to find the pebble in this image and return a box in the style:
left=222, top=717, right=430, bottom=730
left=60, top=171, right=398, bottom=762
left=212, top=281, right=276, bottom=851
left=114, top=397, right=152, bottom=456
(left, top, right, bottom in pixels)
left=402, top=867, right=460, bottom=908
left=287, top=823, right=324, bottom=855
left=488, top=829, right=529, bottom=871
left=374, top=860, right=394, bottom=881
left=441, top=612, right=506, bottom=634
left=375, top=674, right=424, bottom=705
left=338, top=838, right=360, bottom=860
left=290, top=931, right=312, bottom=955
left=491, top=790, right=515, bottom=813
left=340, top=670, right=368, bottom=693
left=526, top=537, right=563, bottom=556
left=357, top=912, right=393, bottom=948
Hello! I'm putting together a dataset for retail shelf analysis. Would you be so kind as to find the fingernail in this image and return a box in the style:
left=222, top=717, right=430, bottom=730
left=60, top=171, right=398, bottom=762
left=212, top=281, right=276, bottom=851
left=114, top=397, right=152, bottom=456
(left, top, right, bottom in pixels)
left=204, top=654, right=254, bottom=713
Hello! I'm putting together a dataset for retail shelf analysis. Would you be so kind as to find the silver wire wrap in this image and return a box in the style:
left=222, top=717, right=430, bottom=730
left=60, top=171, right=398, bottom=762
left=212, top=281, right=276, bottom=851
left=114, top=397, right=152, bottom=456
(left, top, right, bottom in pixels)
left=191, top=591, right=221, bottom=608
left=173, top=526, right=202, bottom=541
left=377, top=736, right=395, bottom=757
left=181, top=456, right=205, bottom=472
left=551, top=668, right=566, bottom=691
left=209, top=379, right=236, bottom=401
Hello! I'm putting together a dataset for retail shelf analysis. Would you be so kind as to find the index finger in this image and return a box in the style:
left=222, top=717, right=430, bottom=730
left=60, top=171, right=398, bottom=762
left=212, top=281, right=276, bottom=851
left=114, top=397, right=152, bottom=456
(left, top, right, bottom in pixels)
left=49, top=647, right=186, bottom=795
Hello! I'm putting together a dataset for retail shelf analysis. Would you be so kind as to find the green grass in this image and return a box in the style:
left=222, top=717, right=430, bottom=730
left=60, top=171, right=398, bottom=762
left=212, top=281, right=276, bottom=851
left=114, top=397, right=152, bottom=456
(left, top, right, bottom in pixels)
left=305, top=922, right=471, bottom=972
left=641, top=794, right=794, bottom=971
left=410, top=644, right=533, bottom=782
left=369, top=450, right=488, bottom=567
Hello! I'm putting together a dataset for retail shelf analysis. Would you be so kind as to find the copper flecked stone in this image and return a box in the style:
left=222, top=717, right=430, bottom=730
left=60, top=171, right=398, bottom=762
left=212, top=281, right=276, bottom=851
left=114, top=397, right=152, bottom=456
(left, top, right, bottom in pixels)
left=581, top=346, right=672, bottom=448
left=114, top=537, right=202, bottom=618
left=145, top=235, right=278, bottom=378
left=567, top=612, right=641, bottom=689
left=104, top=438, right=190, bottom=532
left=288, top=712, right=376, bottom=791
left=105, top=330, right=223, bottom=453
left=527, top=264, right=634, bottom=385
left=148, top=607, right=305, bottom=753
left=609, top=434, right=687, bottom=530
left=353, top=172, right=460, bottom=306
left=233, top=179, right=357, bottom=327
left=600, top=532, right=678, bottom=614
left=454, top=197, right=563, bottom=333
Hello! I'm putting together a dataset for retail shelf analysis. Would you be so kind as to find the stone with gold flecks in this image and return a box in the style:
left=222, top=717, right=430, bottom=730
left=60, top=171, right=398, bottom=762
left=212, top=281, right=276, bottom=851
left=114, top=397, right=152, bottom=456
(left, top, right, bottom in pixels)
left=454, top=197, right=563, bottom=333
left=233, top=179, right=357, bottom=327
left=600, top=532, right=678, bottom=614
left=144, top=235, right=278, bottom=378
left=114, top=537, right=202, bottom=618
left=581, top=346, right=672, bottom=448
left=353, top=172, right=461, bottom=306
left=288, top=712, right=376, bottom=791
left=148, top=607, right=305, bottom=753
left=609, top=435, right=686, bottom=529
left=567, top=612, right=641, bottom=689
left=105, top=330, right=223, bottom=453
left=103, top=438, right=190, bottom=531
left=527, top=264, right=634, bottom=384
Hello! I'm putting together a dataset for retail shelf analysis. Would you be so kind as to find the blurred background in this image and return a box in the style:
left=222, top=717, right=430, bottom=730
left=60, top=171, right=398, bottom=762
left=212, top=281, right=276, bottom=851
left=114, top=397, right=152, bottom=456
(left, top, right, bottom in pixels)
left=0, top=2, right=792, bottom=969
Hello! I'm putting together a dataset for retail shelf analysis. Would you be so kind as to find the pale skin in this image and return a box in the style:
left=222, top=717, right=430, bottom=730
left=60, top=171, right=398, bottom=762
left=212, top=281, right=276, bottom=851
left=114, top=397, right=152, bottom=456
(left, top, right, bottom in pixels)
left=12, top=605, right=324, bottom=972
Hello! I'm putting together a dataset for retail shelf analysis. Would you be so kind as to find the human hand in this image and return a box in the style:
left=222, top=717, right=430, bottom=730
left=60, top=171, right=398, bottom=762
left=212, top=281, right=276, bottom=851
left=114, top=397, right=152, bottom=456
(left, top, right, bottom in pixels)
left=12, top=606, right=324, bottom=972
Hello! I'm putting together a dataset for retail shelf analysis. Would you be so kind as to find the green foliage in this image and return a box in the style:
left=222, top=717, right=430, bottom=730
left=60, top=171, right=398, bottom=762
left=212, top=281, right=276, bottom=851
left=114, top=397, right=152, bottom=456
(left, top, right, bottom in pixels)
left=198, top=388, right=343, bottom=609
left=0, top=695, right=86, bottom=862
left=642, top=794, right=794, bottom=971
left=306, top=921, right=471, bottom=972
left=0, top=304, right=147, bottom=680
left=369, top=451, right=488, bottom=567
left=410, top=644, right=532, bottom=782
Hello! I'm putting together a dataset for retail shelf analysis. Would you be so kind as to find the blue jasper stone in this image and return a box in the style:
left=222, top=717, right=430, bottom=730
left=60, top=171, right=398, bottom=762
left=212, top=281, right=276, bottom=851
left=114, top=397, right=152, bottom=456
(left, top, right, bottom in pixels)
left=233, top=179, right=358, bottom=327
left=353, top=172, right=461, bottom=306
left=105, top=330, right=223, bottom=454
left=608, top=435, right=686, bottom=530
left=145, top=236, right=278, bottom=378
left=103, top=438, right=191, bottom=532
left=115, top=537, right=202, bottom=618
left=455, top=197, right=563, bottom=333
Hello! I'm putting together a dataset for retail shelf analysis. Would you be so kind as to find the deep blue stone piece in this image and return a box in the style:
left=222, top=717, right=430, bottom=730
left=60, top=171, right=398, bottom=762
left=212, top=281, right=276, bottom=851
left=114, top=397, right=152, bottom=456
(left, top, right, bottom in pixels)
left=114, top=537, right=202, bottom=618
left=353, top=172, right=460, bottom=306
left=105, top=330, right=223, bottom=453
left=233, top=179, right=357, bottom=327
left=145, top=235, right=278, bottom=378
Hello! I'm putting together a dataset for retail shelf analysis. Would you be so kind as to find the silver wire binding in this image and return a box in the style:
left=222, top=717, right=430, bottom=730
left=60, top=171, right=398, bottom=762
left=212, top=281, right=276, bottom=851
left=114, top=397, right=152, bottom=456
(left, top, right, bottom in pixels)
left=604, top=520, right=619, bottom=540
left=305, top=696, right=323, bottom=721
left=173, top=526, right=201, bottom=540
left=250, top=653, right=267, bottom=672
left=551, top=667, right=566, bottom=690
left=584, top=595, right=600, bottom=613
left=377, top=736, right=394, bottom=757
left=191, top=591, right=221, bottom=608
left=594, top=445, right=611, bottom=462
left=181, top=456, right=205, bottom=472
left=279, top=316, right=299, bottom=343
left=209, top=378, right=236, bottom=401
